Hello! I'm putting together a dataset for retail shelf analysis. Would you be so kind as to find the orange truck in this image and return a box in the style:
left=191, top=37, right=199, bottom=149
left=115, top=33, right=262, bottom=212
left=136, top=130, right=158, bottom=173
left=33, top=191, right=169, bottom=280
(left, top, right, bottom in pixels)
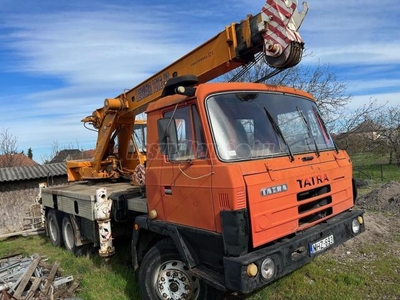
left=39, top=0, right=365, bottom=299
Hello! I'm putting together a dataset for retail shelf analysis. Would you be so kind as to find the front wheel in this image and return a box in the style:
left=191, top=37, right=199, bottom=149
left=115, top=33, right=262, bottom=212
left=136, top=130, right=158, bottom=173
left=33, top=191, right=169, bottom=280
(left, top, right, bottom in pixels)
left=139, top=239, right=208, bottom=300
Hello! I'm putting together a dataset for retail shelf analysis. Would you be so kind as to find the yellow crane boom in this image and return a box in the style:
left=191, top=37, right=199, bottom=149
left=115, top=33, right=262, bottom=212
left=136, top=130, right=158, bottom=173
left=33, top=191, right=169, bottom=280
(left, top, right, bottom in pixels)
left=68, top=0, right=308, bottom=181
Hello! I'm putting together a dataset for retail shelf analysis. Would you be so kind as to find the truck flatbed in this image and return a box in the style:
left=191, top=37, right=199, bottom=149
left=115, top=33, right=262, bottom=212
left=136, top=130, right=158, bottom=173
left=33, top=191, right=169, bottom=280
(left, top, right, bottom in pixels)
left=42, top=181, right=148, bottom=221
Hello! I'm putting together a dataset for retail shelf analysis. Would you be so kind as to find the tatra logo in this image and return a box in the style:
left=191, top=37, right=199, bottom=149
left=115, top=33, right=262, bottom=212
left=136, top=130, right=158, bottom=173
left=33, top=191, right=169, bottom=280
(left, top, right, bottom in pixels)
left=297, top=174, right=329, bottom=189
left=261, top=184, right=288, bottom=196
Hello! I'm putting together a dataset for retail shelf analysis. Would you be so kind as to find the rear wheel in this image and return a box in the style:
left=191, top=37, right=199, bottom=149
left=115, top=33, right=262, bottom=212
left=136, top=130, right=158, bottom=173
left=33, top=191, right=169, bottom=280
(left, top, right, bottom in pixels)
left=47, top=209, right=62, bottom=247
left=61, top=215, right=88, bottom=256
left=139, top=239, right=208, bottom=300
left=62, top=216, right=77, bottom=253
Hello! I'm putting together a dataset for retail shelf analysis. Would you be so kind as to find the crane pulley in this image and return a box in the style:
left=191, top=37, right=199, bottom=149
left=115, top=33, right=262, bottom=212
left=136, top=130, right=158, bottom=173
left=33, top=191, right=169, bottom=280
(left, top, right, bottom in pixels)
left=260, top=0, right=309, bottom=68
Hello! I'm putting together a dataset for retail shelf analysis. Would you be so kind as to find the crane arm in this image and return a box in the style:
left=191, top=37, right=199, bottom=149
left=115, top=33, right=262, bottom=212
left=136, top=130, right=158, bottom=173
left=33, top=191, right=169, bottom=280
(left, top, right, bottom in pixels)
left=72, top=0, right=309, bottom=181
left=119, top=0, right=308, bottom=116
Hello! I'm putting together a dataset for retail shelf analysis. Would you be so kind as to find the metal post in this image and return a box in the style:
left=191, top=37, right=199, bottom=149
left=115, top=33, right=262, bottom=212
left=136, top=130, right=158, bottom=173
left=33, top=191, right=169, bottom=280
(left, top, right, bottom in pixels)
left=37, top=182, right=47, bottom=228
left=94, top=187, right=115, bottom=258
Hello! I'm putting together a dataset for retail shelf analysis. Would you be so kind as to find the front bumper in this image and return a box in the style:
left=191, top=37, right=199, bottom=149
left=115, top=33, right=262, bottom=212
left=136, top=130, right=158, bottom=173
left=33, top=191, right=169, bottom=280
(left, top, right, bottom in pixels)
left=223, top=209, right=365, bottom=294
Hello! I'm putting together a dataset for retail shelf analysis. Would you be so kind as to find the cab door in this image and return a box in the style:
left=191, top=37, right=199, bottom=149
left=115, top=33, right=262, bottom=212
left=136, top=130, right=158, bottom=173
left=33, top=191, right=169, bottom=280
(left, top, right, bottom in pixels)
left=160, top=104, right=215, bottom=231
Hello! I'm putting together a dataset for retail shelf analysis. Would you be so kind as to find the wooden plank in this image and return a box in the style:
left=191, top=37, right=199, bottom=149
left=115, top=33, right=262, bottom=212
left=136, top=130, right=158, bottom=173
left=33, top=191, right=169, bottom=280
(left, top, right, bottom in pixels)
left=0, top=253, right=22, bottom=263
left=38, top=261, right=64, bottom=274
left=1, top=289, right=11, bottom=300
left=13, top=256, right=40, bottom=299
left=24, top=277, right=41, bottom=300
left=52, top=286, right=68, bottom=299
left=0, top=229, right=45, bottom=240
left=41, top=261, right=60, bottom=295
left=67, top=280, right=80, bottom=295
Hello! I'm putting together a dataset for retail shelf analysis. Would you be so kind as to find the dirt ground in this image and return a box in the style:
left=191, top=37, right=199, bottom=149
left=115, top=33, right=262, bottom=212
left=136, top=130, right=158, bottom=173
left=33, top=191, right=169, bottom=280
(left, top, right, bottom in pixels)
left=327, top=181, right=400, bottom=260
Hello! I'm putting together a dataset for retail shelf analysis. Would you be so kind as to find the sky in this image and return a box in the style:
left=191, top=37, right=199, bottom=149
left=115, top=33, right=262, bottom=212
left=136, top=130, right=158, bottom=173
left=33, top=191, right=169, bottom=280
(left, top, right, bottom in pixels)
left=0, top=0, right=399, bottom=163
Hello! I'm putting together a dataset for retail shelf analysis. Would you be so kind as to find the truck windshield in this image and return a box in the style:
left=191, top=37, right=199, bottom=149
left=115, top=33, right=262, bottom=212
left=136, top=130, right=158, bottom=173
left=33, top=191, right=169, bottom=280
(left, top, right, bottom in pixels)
left=206, top=92, right=335, bottom=162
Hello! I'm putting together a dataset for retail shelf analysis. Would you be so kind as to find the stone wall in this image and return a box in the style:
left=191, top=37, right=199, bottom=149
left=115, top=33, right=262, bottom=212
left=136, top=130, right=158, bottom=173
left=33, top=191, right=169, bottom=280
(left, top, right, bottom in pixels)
left=0, top=177, right=67, bottom=235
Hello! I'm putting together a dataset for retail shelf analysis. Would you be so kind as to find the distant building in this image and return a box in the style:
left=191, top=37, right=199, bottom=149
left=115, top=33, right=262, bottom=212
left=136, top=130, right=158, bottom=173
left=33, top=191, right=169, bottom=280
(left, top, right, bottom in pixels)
left=0, top=153, right=39, bottom=168
left=349, top=120, right=384, bottom=141
left=49, top=149, right=95, bottom=164
left=0, top=163, right=67, bottom=234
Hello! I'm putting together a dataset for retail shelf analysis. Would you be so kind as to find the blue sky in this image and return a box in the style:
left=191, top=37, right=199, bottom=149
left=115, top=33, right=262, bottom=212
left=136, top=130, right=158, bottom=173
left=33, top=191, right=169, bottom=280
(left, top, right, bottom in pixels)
left=1, top=0, right=399, bottom=162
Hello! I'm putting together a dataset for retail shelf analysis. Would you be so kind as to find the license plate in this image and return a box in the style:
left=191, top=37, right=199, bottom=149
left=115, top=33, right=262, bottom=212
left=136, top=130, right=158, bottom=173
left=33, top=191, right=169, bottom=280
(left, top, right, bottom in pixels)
left=309, top=234, right=334, bottom=255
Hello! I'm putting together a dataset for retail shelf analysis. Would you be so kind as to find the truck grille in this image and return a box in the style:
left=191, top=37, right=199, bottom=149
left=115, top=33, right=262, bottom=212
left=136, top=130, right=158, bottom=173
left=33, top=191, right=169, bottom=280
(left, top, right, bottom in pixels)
left=298, top=196, right=332, bottom=214
left=299, top=207, right=333, bottom=226
left=297, top=185, right=331, bottom=201
left=297, top=185, right=332, bottom=227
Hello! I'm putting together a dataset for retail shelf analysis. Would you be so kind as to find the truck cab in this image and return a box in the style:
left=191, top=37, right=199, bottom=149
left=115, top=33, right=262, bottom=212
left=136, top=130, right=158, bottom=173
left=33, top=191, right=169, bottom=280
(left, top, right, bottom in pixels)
left=133, top=79, right=364, bottom=296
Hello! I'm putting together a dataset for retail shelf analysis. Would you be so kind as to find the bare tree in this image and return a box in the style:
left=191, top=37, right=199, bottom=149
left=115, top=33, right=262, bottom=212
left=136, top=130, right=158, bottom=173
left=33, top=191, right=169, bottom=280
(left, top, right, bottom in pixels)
left=41, top=140, right=86, bottom=164
left=371, top=105, right=400, bottom=165
left=41, top=140, right=61, bottom=164
left=222, top=57, right=351, bottom=127
left=0, top=128, right=20, bottom=167
left=333, top=99, right=385, bottom=152
left=223, top=54, right=383, bottom=153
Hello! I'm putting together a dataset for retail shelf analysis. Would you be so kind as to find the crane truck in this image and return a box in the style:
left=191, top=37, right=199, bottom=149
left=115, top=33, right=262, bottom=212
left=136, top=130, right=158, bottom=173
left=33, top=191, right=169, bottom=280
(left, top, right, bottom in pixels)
left=39, top=0, right=365, bottom=299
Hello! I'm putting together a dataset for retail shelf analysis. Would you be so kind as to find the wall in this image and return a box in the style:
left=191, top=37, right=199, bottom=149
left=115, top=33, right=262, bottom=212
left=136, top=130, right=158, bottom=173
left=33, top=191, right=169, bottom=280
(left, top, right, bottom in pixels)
left=0, top=177, right=67, bottom=235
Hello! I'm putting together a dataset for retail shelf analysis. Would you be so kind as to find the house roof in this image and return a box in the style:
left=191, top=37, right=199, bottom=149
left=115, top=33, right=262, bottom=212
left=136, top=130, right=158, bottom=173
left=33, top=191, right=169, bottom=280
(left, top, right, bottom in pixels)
left=49, top=149, right=95, bottom=163
left=351, top=120, right=384, bottom=133
left=0, top=162, right=67, bottom=182
left=0, top=153, right=39, bottom=168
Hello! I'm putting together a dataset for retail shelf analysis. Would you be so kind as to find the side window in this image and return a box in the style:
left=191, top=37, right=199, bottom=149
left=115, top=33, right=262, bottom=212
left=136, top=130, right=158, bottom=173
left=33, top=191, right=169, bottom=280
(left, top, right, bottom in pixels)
left=164, top=105, right=206, bottom=160
left=132, top=122, right=147, bottom=153
left=165, top=106, right=193, bottom=160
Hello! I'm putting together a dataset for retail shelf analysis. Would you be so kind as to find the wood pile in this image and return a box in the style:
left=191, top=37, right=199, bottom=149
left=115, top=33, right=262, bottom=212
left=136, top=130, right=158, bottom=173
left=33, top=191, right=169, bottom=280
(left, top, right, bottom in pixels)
left=0, top=254, right=80, bottom=300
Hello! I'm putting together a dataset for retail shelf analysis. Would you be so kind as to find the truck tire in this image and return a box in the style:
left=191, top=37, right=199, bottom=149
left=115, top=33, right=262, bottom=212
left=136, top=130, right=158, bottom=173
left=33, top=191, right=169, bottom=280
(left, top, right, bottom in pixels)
left=47, top=209, right=63, bottom=247
left=139, top=239, right=209, bottom=300
left=62, top=216, right=77, bottom=253
left=61, top=215, right=88, bottom=256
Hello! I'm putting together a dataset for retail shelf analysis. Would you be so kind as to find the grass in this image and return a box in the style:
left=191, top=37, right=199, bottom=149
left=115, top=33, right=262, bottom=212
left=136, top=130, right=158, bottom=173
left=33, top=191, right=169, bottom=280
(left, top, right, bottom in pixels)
left=1, top=231, right=400, bottom=300
left=351, top=152, right=400, bottom=182
left=250, top=245, right=400, bottom=300
left=0, top=235, right=141, bottom=300
left=2, top=151, right=398, bottom=299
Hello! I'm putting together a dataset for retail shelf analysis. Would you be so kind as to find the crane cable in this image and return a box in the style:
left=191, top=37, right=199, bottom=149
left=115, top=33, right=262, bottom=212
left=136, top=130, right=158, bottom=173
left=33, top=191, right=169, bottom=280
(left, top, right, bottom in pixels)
left=229, top=41, right=303, bottom=83
left=228, top=51, right=283, bottom=83
left=228, top=52, right=264, bottom=82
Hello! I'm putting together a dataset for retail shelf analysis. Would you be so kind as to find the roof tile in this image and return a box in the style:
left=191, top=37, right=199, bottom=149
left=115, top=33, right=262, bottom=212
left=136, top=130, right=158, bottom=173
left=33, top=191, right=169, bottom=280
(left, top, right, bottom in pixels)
left=0, top=163, right=67, bottom=182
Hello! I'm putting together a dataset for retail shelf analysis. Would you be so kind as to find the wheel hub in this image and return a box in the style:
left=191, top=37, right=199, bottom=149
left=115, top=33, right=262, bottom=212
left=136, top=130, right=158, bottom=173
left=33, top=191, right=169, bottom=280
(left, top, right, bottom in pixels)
left=157, top=260, right=200, bottom=300
left=64, top=222, right=74, bottom=249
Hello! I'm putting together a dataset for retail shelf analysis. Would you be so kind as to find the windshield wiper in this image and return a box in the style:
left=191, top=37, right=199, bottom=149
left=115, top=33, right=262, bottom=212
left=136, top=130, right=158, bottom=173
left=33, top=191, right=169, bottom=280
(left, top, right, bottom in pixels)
left=296, top=107, right=320, bottom=157
left=263, top=107, right=294, bottom=162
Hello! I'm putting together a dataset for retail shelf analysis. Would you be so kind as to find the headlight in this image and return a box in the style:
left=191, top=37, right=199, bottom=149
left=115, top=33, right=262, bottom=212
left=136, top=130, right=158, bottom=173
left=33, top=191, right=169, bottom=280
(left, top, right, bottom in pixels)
left=261, top=257, right=275, bottom=280
left=351, top=218, right=360, bottom=234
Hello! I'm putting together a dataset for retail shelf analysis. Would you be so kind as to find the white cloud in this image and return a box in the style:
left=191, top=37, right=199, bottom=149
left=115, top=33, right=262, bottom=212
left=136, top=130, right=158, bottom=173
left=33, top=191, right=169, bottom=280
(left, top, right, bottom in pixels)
left=304, top=44, right=400, bottom=66
left=0, top=4, right=209, bottom=159
left=3, top=10, right=187, bottom=85
left=349, top=92, right=400, bottom=111
left=1, top=0, right=400, bottom=161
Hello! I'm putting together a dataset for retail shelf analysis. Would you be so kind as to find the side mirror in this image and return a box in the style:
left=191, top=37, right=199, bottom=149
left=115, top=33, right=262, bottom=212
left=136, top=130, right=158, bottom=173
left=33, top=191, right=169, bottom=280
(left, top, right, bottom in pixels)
left=157, top=118, right=178, bottom=159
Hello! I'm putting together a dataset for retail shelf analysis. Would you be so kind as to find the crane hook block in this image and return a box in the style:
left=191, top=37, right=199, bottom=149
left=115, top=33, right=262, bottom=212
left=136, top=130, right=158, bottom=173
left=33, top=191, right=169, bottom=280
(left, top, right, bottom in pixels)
left=259, top=0, right=309, bottom=69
